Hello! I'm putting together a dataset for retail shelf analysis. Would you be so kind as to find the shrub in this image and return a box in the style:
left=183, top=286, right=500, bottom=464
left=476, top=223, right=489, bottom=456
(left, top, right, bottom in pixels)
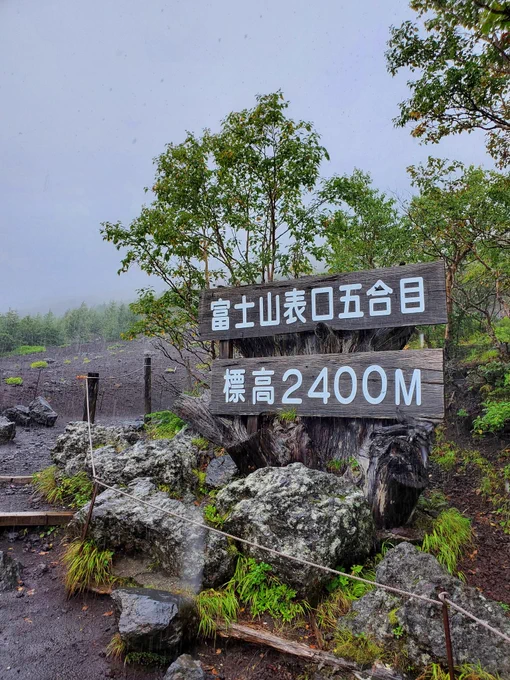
left=473, top=401, right=510, bottom=436
left=4, top=376, right=23, bottom=386
left=145, top=410, right=185, bottom=439
left=30, top=360, right=48, bottom=369
left=421, top=508, right=472, bottom=576
left=13, top=345, right=46, bottom=355
left=62, top=538, right=114, bottom=595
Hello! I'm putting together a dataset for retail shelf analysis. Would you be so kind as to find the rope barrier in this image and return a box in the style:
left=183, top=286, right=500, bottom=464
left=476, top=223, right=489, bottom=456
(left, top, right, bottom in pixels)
left=82, top=377, right=510, bottom=648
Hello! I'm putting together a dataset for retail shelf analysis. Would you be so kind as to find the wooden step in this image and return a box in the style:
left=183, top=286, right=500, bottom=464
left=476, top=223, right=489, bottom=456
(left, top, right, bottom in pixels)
left=0, top=476, right=33, bottom=485
left=0, top=511, right=74, bottom=527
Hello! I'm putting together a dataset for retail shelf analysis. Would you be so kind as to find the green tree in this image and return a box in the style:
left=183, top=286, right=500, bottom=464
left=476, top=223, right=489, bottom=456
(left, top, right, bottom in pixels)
left=407, top=157, right=510, bottom=346
left=323, top=169, right=413, bottom=273
left=102, top=92, right=332, bottom=370
left=386, top=0, right=510, bottom=166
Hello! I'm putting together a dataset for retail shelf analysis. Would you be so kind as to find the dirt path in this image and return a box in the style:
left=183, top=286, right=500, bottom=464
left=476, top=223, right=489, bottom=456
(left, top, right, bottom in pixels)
left=0, top=533, right=165, bottom=680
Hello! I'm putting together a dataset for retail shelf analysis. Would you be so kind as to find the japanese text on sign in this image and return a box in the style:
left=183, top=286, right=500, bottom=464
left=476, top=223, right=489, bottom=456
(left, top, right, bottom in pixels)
left=211, top=350, right=444, bottom=421
left=199, top=262, right=447, bottom=341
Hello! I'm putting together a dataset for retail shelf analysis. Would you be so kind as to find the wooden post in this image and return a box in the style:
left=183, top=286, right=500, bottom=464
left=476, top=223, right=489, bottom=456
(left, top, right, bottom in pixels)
left=82, top=373, right=99, bottom=424
left=144, top=355, right=152, bottom=416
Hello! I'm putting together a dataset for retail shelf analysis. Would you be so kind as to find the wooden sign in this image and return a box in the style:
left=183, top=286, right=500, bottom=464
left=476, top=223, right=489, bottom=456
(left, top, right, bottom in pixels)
left=210, top=349, right=444, bottom=421
left=199, top=262, right=447, bottom=341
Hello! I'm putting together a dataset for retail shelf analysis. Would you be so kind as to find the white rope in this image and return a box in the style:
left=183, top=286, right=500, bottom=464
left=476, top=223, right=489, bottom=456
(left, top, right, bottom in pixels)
left=92, top=477, right=441, bottom=607
left=83, top=384, right=510, bottom=646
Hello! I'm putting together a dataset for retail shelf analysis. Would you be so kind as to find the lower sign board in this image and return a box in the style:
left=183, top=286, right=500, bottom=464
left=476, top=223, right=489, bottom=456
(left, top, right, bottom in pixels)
left=210, top=349, right=444, bottom=421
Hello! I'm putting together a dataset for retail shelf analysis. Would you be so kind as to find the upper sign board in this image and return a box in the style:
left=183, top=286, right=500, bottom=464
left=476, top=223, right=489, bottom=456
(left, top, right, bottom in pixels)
left=199, top=262, right=447, bottom=341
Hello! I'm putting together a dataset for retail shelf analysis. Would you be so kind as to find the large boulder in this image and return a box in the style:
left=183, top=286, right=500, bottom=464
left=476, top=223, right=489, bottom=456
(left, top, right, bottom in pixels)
left=205, top=454, right=239, bottom=489
left=164, top=655, right=204, bottom=680
left=52, top=421, right=141, bottom=471
left=2, top=405, right=31, bottom=427
left=343, top=542, right=510, bottom=676
left=111, top=587, right=197, bottom=655
left=0, top=416, right=16, bottom=443
left=0, top=551, right=23, bottom=591
left=73, top=478, right=235, bottom=591
left=215, top=463, right=375, bottom=599
left=52, top=424, right=201, bottom=493
left=28, top=396, right=58, bottom=427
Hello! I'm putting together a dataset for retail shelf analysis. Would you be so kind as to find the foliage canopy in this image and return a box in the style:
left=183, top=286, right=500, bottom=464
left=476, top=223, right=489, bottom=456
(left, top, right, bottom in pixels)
left=386, top=0, right=510, bottom=166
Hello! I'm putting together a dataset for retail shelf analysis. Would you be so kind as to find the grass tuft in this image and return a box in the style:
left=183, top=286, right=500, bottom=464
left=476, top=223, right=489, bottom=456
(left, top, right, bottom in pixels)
left=4, top=376, right=23, bottom=385
left=191, top=436, right=210, bottom=451
left=106, top=633, right=125, bottom=660
left=30, top=360, right=48, bottom=369
left=33, top=466, right=93, bottom=508
left=13, top=345, right=46, bottom=355
left=334, top=629, right=383, bottom=665
left=62, top=538, right=114, bottom=596
left=417, top=662, right=501, bottom=680
left=197, top=588, right=239, bottom=637
left=421, top=508, right=472, bottom=577
left=145, top=410, right=185, bottom=440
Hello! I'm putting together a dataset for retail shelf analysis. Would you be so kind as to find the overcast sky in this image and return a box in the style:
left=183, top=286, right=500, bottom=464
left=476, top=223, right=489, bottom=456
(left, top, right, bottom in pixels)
left=0, top=0, right=492, bottom=315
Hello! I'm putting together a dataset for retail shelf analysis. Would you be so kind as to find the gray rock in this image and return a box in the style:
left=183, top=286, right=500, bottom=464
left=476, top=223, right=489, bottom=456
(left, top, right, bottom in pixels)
left=3, top=405, right=31, bottom=427
left=52, top=424, right=200, bottom=493
left=344, top=542, right=510, bottom=675
left=111, top=587, right=197, bottom=654
left=205, top=454, right=239, bottom=489
left=28, top=397, right=58, bottom=427
left=0, top=550, right=22, bottom=591
left=0, top=416, right=16, bottom=443
left=215, top=463, right=375, bottom=599
left=164, top=654, right=204, bottom=680
left=73, top=478, right=235, bottom=591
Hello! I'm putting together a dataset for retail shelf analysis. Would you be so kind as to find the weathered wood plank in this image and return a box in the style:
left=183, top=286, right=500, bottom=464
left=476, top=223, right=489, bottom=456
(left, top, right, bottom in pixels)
left=199, top=261, right=447, bottom=340
left=210, top=349, right=444, bottom=421
left=0, top=476, right=33, bottom=485
left=0, top=511, right=74, bottom=527
left=216, top=622, right=405, bottom=679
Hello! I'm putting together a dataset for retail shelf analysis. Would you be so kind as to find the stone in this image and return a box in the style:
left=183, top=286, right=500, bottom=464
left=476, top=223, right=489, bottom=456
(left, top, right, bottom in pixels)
left=205, top=454, right=239, bottom=489
left=28, top=397, right=58, bottom=427
left=0, top=550, right=23, bottom=591
left=52, top=423, right=200, bottom=493
left=0, top=416, right=16, bottom=443
left=164, top=654, right=204, bottom=680
left=111, top=587, right=197, bottom=654
left=73, top=478, right=235, bottom=591
left=2, top=405, right=31, bottom=427
left=343, top=542, right=510, bottom=676
left=215, top=463, right=375, bottom=599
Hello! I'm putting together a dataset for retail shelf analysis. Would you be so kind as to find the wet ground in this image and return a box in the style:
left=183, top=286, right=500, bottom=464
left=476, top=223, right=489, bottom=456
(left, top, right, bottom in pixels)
left=0, top=534, right=311, bottom=680
left=0, top=341, right=315, bottom=680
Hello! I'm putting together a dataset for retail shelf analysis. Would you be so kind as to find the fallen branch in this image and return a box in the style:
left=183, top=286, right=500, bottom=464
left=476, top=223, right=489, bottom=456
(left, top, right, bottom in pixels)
left=216, top=622, right=403, bottom=679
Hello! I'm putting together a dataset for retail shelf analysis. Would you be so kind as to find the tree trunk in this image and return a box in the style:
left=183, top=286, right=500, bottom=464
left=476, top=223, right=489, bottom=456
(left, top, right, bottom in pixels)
left=174, top=323, right=435, bottom=528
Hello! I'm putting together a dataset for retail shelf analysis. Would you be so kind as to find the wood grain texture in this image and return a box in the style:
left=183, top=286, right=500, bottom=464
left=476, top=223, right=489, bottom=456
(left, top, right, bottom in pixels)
left=210, top=349, right=444, bottom=421
left=199, top=261, right=446, bottom=340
